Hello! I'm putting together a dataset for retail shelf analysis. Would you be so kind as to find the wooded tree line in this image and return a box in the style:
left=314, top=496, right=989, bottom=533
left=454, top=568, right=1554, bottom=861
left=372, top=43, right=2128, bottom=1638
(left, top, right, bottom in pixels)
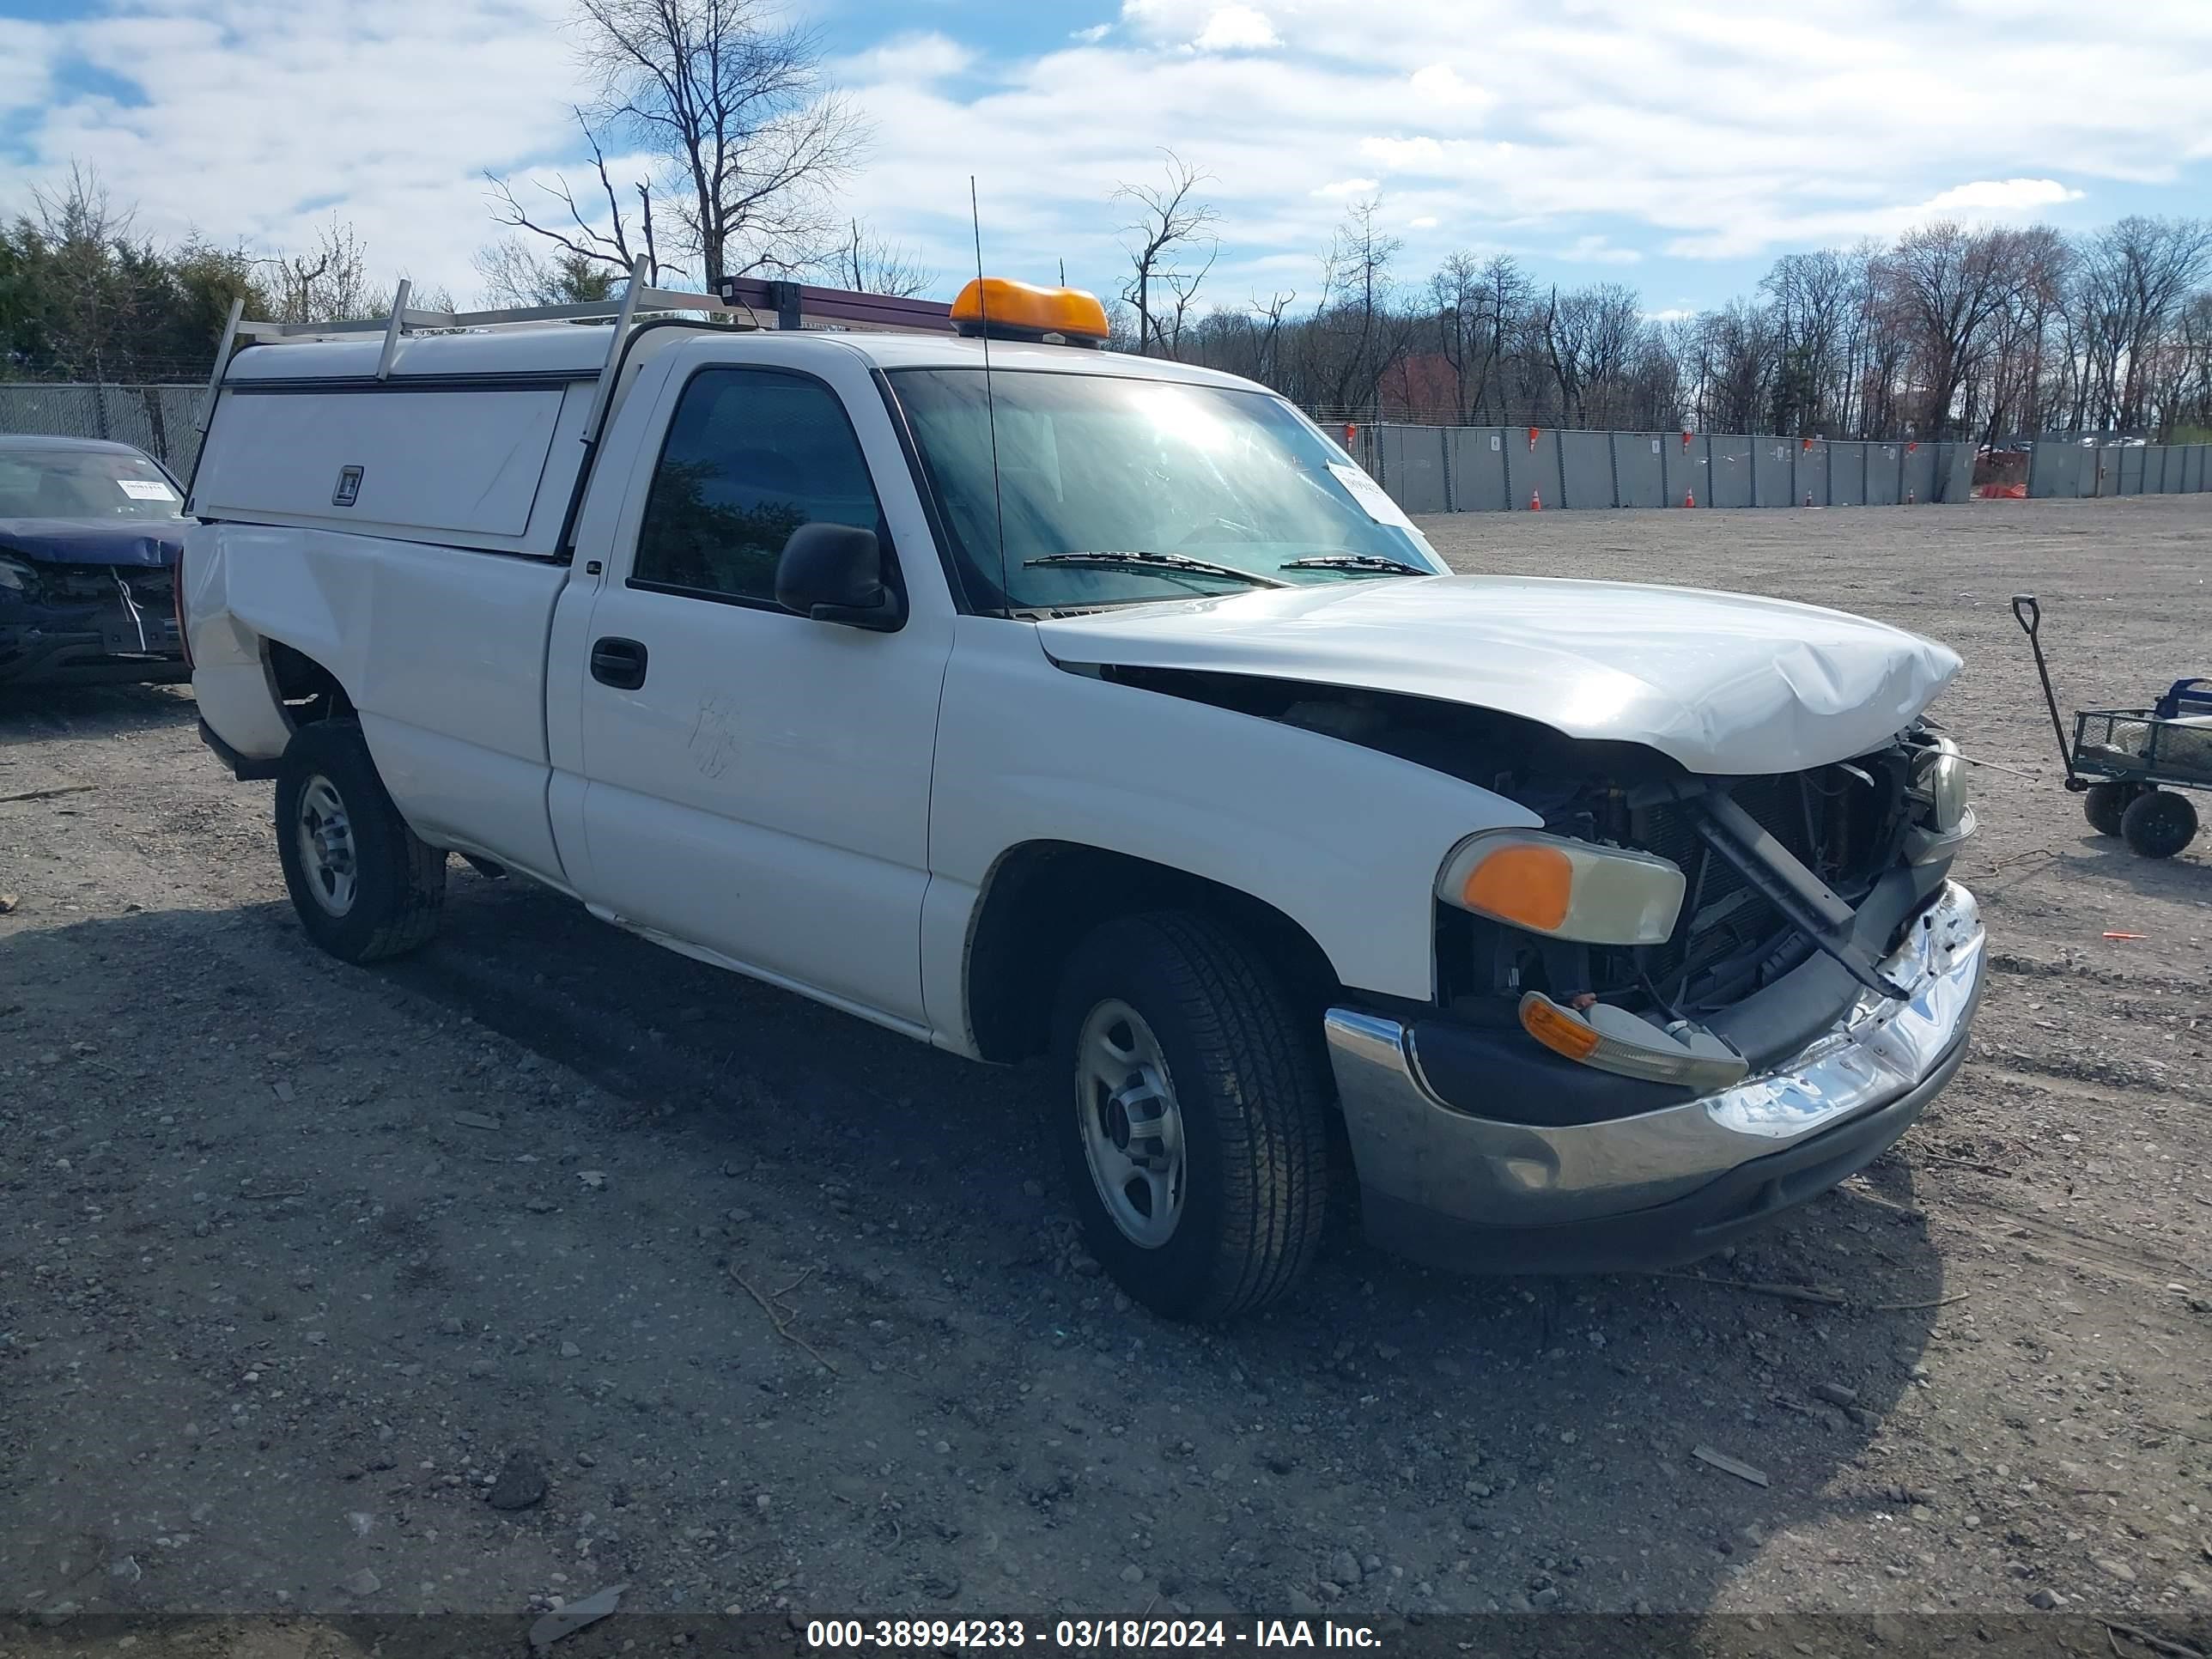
left=1121, top=164, right=2212, bottom=442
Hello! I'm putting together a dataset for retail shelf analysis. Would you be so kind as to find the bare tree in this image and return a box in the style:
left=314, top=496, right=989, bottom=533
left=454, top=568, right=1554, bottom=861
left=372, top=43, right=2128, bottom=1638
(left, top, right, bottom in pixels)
left=486, top=110, right=666, bottom=286
left=572, top=0, right=866, bottom=284
left=1311, top=196, right=1412, bottom=413
left=2086, top=216, right=2212, bottom=430
left=473, top=237, right=624, bottom=307
left=823, top=219, right=933, bottom=296
left=1114, top=150, right=1218, bottom=356
left=1875, top=222, right=2034, bottom=437
left=256, top=219, right=375, bottom=324
left=1429, top=251, right=1483, bottom=422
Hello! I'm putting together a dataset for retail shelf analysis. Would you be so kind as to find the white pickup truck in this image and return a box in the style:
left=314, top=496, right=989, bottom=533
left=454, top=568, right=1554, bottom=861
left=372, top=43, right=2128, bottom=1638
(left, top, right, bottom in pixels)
left=181, top=273, right=1985, bottom=1319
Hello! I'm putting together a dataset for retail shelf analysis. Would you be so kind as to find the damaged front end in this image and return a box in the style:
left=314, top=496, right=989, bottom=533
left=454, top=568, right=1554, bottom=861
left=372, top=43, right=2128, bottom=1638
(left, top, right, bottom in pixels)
left=1097, top=666, right=1991, bottom=1273
left=1434, top=725, right=1976, bottom=1088
left=0, top=550, right=186, bottom=688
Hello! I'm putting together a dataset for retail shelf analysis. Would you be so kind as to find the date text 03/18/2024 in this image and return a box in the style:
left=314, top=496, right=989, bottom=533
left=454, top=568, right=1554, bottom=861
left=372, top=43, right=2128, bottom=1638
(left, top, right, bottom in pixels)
left=803, top=1620, right=1382, bottom=1649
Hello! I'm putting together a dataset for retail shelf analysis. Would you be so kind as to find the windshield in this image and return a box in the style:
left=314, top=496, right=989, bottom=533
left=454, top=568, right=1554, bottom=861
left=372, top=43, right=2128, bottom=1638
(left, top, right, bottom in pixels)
left=888, top=368, right=1444, bottom=611
left=0, top=446, right=183, bottom=522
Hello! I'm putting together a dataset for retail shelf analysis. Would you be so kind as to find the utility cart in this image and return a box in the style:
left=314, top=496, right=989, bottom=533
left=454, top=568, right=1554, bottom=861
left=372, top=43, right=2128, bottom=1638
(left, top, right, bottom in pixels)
left=2015, top=593, right=2212, bottom=858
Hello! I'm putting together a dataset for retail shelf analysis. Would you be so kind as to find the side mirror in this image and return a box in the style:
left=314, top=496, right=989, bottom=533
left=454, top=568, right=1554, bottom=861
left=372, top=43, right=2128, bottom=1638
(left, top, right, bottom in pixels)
left=775, top=523, right=904, bottom=632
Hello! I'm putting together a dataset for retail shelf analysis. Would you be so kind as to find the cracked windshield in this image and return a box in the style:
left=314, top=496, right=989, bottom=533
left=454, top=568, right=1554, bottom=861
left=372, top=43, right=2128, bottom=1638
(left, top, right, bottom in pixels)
left=889, top=368, right=1444, bottom=611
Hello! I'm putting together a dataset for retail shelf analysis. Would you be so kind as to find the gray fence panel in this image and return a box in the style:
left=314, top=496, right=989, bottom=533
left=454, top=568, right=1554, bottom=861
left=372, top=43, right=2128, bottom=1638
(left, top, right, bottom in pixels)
left=1899, top=442, right=1936, bottom=504
left=2075, top=443, right=2106, bottom=497
left=1613, top=433, right=1668, bottom=507
left=1796, top=441, right=1830, bottom=505
left=1944, top=441, right=1975, bottom=502
left=2188, top=446, right=2208, bottom=493
left=1751, top=438, right=1792, bottom=506
left=1662, top=433, right=1709, bottom=507
left=1866, top=441, right=1902, bottom=507
left=2096, top=446, right=2121, bottom=495
left=2154, top=447, right=2181, bottom=493
left=1706, top=434, right=1755, bottom=507
left=1506, top=428, right=1565, bottom=511
left=1828, top=441, right=1867, bottom=506
left=2030, top=441, right=2078, bottom=498
left=1378, top=425, right=1451, bottom=514
left=1444, top=427, right=1510, bottom=511
left=1558, top=430, right=1614, bottom=508
left=2118, top=446, right=2146, bottom=495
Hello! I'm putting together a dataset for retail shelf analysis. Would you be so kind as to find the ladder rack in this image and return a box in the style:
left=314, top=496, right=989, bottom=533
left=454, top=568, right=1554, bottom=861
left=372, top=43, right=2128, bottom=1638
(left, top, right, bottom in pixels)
left=196, top=257, right=957, bottom=459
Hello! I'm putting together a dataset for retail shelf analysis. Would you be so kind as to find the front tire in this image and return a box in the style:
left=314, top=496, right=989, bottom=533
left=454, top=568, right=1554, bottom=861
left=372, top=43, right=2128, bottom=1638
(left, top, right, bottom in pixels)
left=275, top=720, right=447, bottom=962
left=1050, top=913, right=1330, bottom=1322
left=2120, top=788, right=2197, bottom=859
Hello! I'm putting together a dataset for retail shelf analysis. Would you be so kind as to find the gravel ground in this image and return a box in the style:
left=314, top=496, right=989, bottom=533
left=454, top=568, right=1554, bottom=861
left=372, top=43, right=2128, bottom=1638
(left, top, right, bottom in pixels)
left=1, top=495, right=2209, bottom=1646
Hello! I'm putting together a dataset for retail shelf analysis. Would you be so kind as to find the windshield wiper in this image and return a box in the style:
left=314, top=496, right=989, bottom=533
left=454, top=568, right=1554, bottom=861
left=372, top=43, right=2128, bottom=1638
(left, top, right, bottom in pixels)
left=1023, top=550, right=1291, bottom=589
left=1278, top=553, right=1431, bottom=576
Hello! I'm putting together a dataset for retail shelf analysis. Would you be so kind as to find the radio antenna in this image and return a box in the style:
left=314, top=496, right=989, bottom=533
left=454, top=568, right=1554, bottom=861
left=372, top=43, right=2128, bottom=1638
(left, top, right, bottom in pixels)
left=970, top=176, right=1009, bottom=605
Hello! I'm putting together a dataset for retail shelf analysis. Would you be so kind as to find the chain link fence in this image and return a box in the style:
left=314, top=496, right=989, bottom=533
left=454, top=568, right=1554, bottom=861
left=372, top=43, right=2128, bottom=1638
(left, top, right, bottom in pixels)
left=0, top=383, right=210, bottom=479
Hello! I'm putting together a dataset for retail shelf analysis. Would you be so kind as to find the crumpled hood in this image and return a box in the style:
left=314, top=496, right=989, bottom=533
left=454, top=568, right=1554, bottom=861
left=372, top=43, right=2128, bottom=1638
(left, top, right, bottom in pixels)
left=0, top=518, right=184, bottom=568
left=1036, top=573, right=1961, bottom=775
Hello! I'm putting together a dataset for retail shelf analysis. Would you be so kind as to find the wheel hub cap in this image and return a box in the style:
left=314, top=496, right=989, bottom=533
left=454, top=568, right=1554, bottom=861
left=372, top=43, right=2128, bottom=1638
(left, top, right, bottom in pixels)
left=295, top=775, right=359, bottom=917
left=1076, top=1000, right=1186, bottom=1249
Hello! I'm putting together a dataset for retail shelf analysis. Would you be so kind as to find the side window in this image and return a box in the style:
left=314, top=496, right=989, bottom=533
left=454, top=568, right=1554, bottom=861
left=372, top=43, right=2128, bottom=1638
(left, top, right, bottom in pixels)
left=632, top=368, right=884, bottom=605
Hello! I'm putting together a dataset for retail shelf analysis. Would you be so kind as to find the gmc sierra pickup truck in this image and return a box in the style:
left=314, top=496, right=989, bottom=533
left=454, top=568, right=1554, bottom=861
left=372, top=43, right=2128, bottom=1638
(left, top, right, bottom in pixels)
left=181, top=272, right=1984, bottom=1320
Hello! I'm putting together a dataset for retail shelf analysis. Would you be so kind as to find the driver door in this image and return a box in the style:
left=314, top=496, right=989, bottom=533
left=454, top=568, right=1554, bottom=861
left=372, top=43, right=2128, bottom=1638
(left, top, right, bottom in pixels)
left=568, top=346, right=951, bottom=1028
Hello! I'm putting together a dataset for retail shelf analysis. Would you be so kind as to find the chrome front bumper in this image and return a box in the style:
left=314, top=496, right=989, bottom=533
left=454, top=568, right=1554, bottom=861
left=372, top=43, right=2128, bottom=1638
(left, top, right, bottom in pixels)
left=1325, top=880, right=1985, bottom=1239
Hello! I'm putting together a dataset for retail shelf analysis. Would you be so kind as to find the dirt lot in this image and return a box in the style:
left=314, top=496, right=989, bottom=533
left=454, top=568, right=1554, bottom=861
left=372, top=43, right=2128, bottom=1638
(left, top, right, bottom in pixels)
left=3, top=496, right=2209, bottom=1646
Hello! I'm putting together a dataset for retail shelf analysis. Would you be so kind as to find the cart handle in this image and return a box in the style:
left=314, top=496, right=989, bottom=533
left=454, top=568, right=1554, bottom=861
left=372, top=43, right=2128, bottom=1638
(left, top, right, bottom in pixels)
left=2012, top=592, right=2078, bottom=785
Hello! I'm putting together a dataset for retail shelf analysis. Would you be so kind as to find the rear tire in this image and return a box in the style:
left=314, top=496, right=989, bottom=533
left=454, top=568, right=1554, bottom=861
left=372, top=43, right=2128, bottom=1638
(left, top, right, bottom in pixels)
left=275, top=720, right=447, bottom=962
left=2083, top=781, right=2136, bottom=837
left=2120, top=788, right=2197, bottom=859
left=1049, top=912, right=1330, bottom=1322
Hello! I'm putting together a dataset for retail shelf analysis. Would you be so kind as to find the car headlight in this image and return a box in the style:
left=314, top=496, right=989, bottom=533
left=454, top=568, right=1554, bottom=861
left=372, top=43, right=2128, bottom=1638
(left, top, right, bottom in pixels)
left=0, top=551, right=39, bottom=599
left=1911, top=735, right=1969, bottom=832
left=1437, top=829, right=1686, bottom=945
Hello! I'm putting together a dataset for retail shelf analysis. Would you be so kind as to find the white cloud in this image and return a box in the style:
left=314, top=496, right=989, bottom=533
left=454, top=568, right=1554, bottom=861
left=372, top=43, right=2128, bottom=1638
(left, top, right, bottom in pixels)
left=1408, top=63, right=1488, bottom=109
left=1407, top=215, right=1438, bottom=228
left=833, top=33, right=977, bottom=85
left=1192, top=6, right=1281, bottom=52
left=1312, top=176, right=1379, bottom=198
left=1562, top=234, right=1641, bottom=264
left=1071, top=23, right=1113, bottom=44
left=1921, top=177, right=2084, bottom=214
left=1644, top=307, right=1695, bottom=323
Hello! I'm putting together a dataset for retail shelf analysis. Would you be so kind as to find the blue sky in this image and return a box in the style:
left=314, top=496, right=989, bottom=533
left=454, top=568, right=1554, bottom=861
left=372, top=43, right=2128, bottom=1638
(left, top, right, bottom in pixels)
left=3, top=0, right=2209, bottom=319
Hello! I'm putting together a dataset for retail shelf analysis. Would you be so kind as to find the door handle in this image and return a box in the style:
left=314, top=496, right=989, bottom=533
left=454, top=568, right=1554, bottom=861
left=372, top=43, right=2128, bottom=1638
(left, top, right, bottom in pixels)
left=590, top=636, right=648, bottom=690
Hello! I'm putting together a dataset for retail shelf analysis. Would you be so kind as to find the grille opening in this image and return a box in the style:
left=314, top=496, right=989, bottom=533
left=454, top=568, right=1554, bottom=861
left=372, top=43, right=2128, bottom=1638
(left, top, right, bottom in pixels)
left=1441, top=756, right=1911, bottom=1019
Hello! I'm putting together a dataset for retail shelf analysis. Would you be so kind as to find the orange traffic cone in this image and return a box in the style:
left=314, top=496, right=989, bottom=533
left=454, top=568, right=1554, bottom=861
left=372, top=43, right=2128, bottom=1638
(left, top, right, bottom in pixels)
left=1529, top=489, right=1542, bottom=512
left=1683, top=488, right=1696, bottom=508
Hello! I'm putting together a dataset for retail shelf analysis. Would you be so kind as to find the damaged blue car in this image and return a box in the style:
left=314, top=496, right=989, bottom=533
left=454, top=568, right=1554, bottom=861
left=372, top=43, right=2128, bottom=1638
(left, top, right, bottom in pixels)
left=0, top=434, right=189, bottom=688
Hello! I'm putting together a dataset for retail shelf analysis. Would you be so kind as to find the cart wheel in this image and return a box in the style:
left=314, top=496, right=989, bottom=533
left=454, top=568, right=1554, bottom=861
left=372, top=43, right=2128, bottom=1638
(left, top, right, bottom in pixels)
left=2120, top=789, right=2197, bottom=859
left=2084, top=781, right=2139, bottom=836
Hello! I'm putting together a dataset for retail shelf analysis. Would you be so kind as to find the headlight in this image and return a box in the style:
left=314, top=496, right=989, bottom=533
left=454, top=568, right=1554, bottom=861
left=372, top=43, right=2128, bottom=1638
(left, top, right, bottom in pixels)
left=1437, top=829, right=1686, bottom=945
left=0, top=551, right=39, bottom=599
left=1911, top=735, right=1969, bottom=832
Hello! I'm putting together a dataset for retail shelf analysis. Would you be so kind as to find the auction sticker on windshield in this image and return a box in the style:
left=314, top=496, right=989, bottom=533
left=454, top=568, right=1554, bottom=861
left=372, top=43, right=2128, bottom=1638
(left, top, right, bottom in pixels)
left=118, top=478, right=179, bottom=501
left=1327, top=461, right=1416, bottom=531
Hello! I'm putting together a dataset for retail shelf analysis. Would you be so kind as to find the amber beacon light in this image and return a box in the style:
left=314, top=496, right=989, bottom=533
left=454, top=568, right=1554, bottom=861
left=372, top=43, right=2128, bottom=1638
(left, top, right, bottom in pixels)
left=951, top=278, right=1110, bottom=346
